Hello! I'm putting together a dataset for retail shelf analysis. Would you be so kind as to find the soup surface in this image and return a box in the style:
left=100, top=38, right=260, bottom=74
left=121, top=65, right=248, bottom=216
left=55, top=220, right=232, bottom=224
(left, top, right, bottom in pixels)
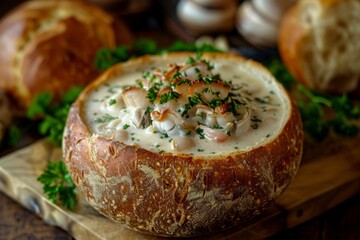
left=82, top=54, right=290, bottom=156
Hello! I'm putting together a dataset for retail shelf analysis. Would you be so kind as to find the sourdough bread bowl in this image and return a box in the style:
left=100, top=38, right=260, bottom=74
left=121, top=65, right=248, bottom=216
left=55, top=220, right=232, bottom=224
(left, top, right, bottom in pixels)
left=0, top=0, right=132, bottom=109
left=279, top=0, right=360, bottom=94
left=63, top=52, right=303, bottom=236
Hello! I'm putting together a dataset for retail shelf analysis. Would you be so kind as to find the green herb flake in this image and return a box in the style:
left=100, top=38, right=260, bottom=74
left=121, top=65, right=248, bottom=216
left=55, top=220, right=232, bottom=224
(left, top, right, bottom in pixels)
left=94, top=114, right=116, bottom=123
left=195, top=128, right=205, bottom=139
left=160, top=132, right=169, bottom=139
left=159, top=91, right=180, bottom=104
left=108, top=99, right=116, bottom=106
left=250, top=116, right=262, bottom=129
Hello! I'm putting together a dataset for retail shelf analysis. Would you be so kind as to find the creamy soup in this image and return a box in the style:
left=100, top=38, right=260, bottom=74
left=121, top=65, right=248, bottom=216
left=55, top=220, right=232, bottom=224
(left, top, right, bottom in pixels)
left=82, top=54, right=290, bottom=156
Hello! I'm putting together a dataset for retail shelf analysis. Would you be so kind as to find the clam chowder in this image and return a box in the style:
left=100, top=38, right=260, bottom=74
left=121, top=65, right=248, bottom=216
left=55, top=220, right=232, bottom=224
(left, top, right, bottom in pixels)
left=82, top=55, right=290, bottom=155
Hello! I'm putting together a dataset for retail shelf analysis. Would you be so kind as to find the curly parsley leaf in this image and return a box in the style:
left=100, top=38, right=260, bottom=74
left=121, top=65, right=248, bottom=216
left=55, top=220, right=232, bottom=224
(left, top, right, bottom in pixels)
left=37, top=160, right=77, bottom=210
left=266, top=59, right=296, bottom=90
left=27, top=92, right=53, bottom=118
left=94, top=46, right=129, bottom=72
left=266, top=59, right=360, bottom=141
left=27, top=87, right=83, bottom=147
left=297, top=85, right=360, bottom=140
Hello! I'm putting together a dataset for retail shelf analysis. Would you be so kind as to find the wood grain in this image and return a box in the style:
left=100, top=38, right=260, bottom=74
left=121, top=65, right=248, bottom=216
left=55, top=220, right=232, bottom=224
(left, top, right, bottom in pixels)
left=0, top=134, right=359, bottom=239
left=0, top=191, right=72, bottom=240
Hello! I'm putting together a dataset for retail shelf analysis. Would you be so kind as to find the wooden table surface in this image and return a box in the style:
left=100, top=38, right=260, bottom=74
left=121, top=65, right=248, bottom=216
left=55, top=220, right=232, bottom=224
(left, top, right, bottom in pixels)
left=1, top=1, right=360, bottom=239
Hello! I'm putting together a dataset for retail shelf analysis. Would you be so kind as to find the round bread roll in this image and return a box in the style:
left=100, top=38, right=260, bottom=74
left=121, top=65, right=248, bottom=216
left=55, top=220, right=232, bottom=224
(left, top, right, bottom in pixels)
left=63, top=52, right=303, bottom=237
left=279, top=0, right=360, bottom=93
left=0, top=0, right=132, bottom=109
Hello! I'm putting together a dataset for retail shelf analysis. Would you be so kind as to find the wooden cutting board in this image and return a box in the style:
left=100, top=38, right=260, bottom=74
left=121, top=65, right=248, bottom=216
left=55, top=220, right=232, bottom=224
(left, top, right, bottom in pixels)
left=0, top=134, right=360, bottom=240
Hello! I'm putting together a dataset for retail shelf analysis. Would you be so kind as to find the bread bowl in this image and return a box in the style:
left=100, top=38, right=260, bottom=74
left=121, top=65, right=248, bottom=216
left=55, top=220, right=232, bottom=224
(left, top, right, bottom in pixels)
left=63, top=52, right=303, bottom=236
left=279, top=0, right=360, bottom=93
left=0, top=0, right=132, bottom=109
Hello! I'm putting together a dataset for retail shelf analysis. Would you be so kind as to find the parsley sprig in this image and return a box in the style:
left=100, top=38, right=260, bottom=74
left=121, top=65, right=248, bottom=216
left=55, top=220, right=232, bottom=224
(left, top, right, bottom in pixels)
left=27, top=87, right=83, bottom=147
left=297, top=85, right=360, bottom=140
left=267, top=59, right=360, bottom=141
left=37, top=160, right=77, bottom=210
left=28, top=88, right=82, bottom=210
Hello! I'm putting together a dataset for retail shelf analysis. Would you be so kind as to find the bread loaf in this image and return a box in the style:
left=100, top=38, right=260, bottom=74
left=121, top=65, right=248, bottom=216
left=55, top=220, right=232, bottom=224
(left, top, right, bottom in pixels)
left=0, top=0, right=132, bottom=109
left=63, top=52, right=303, bottom=236
left=279, top=0, right=360, bottom=93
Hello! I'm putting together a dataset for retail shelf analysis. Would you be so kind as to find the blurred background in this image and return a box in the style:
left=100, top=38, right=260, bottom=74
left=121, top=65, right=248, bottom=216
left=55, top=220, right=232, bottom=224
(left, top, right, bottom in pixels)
left=0, top=0, right=359, bottom=240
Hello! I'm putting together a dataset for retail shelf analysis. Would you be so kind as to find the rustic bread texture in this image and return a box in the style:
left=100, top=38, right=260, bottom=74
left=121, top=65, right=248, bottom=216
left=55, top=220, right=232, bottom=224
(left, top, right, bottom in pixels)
left=0, top=0, right=132, bottom=109
left=63, top=52, right=303, bottom=237
left=279, top=0, right=360, bottom=93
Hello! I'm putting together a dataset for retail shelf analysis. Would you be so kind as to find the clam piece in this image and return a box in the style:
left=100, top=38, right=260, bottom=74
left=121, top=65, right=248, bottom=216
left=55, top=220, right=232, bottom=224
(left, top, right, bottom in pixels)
left=195, top=105, right=217, bottom=126
left=112, top=129, right=129, bottom=142
left=188, top=81, right=230, bottom=102
left=180, top=62, right=212, bottom=81
left=171, top=136, right=195, bottom=151
left=102, top=94, right=124, bottom=114
left=151, top=109, right=194, bottom=136
left=236, top=109, right=251, bottom=135
left=122, top=87, right=150, bottom=108
left=195, top=104, right=236, bottom=128
left=199, top=125, right=229, bottom=142
left=173, top=78, right=191, bottom=94
left=215, top=112, right=236, bottom=126
left=164, top=63, right=181, bottom=82
left=96, top=119, right=122, bottom=133
left=131, top=108, right=150, bottom=129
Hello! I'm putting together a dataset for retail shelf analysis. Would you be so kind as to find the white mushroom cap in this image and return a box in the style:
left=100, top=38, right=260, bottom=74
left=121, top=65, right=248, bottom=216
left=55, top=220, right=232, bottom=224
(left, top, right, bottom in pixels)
left=177, top=0, right=237, bottom=36
left=236, top=0, right=296, bottom=47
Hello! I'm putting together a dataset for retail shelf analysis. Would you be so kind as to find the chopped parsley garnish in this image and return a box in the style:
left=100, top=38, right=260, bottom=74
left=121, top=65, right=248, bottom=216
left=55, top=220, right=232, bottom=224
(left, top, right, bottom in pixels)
left=201, top=74, right=221, bottom=84
left=142, top=71, right=150, bottom=78
left=182, top=94, right=204, bottom=117
left=250, top=116, right=262, bottom=129
left=160, top=132, right=169, bottom=139
left=187, top=56, right=196, bottom=65
left=195, top=128, right=205, bottom=139
left=94, top=114, right=116, bottom=123
left=159, top=90, right=180, bottom=104
left=108, top=99, right=116, bottom=105
left=254, top=97, right=268, bottom=104
left=146, top=82, right=162, bottom=103
left=123, top=124, right=130, bottom=129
